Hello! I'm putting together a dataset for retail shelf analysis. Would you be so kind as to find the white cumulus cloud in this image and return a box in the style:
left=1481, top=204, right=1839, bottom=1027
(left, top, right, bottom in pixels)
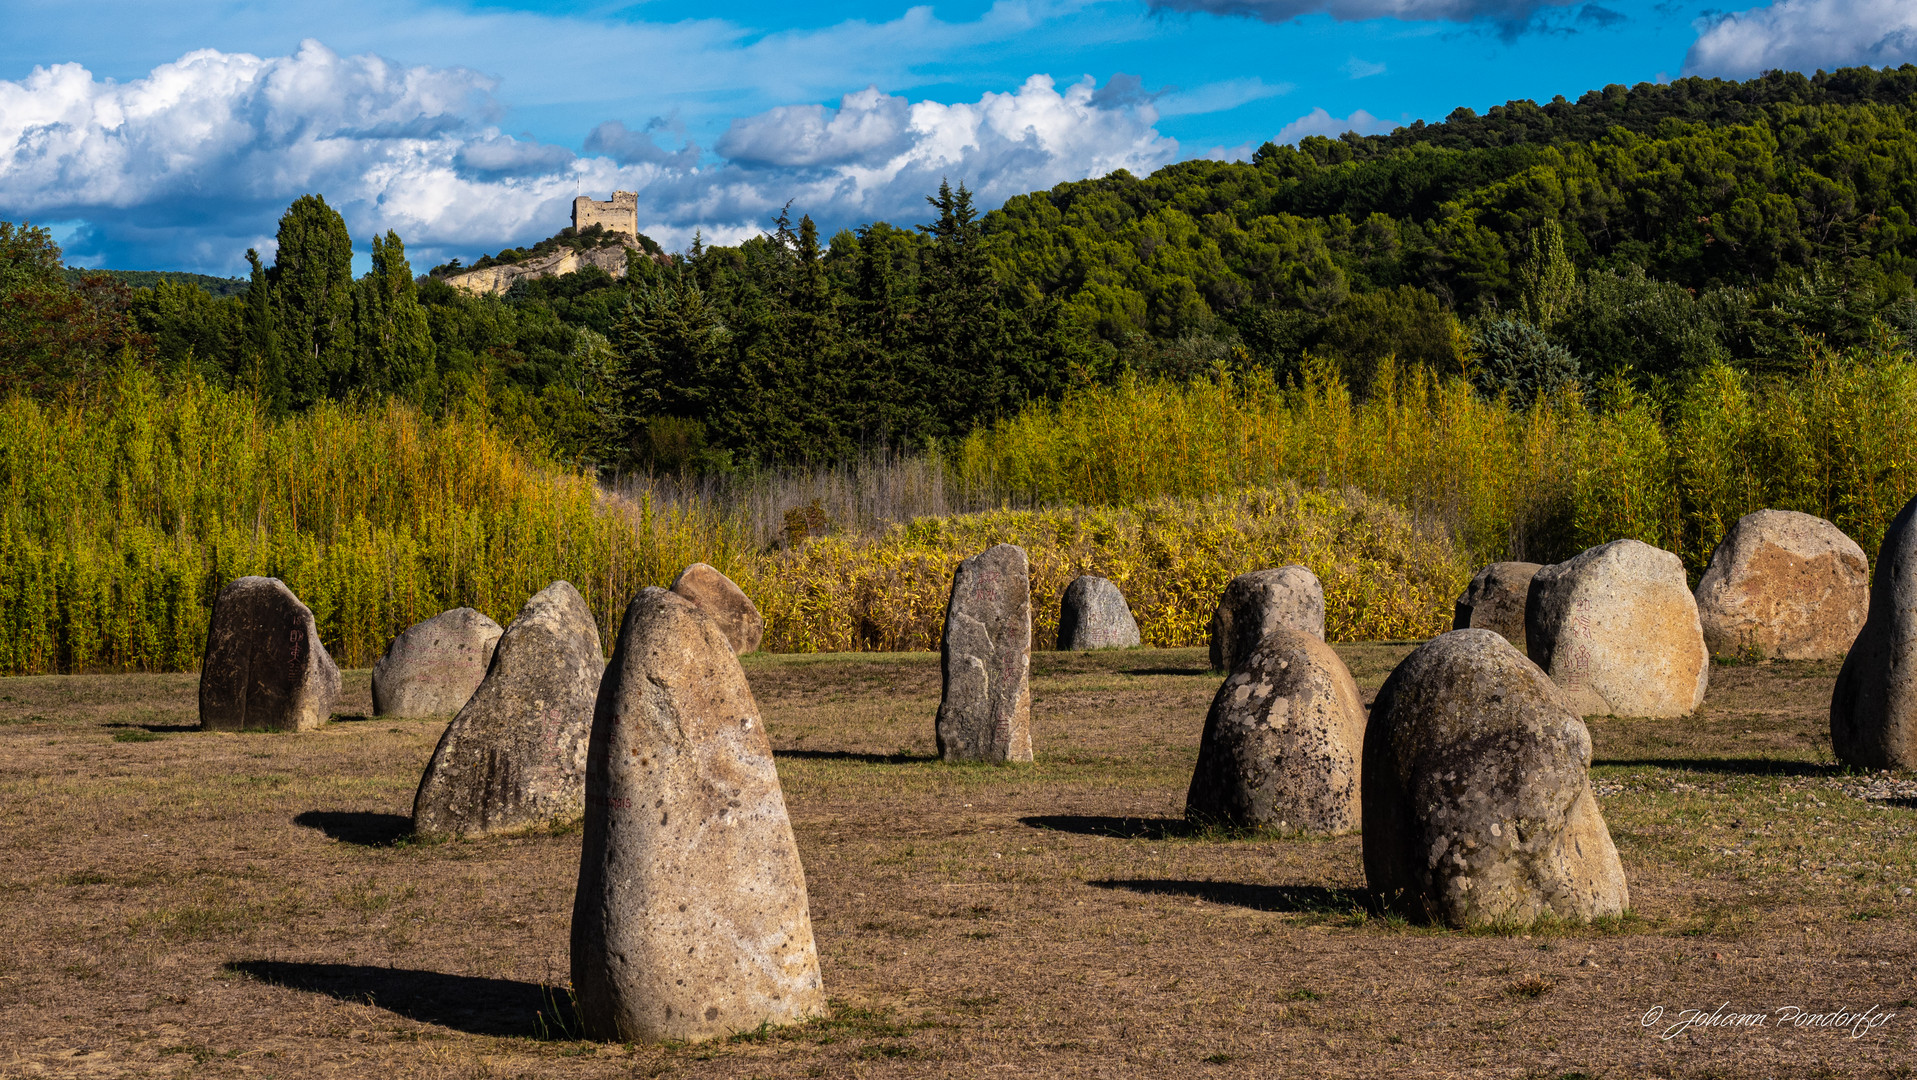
left=0, top=44, right=1179, bottom=273
left=1684, top=0, right=1917, bottom=77
left=1273, top=106, right=1400, bottom=144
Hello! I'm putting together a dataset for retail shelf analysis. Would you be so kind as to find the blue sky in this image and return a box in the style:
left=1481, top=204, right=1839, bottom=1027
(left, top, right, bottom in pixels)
left=2, top=0, right=1912, bottom=273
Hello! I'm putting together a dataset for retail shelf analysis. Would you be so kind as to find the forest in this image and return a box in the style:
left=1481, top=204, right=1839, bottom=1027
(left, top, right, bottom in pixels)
left=4, top=64, right=1915, bottom=475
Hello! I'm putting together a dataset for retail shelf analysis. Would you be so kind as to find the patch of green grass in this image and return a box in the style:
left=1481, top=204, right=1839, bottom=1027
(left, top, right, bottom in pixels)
left=1283, top=989, right=1323, bottom=1002
left=1203, top=1052, right=1234, bottom=1064
left=61, top=871, right=110, bottom=886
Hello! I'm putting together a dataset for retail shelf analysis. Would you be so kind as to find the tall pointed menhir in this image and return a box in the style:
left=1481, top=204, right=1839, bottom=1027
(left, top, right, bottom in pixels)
left=572, top=587, right=825, bottom=1043
left=936, top=544, right=1033, bottom=763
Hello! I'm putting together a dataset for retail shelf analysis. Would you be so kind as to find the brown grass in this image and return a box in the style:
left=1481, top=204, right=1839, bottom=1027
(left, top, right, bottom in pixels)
left=0, top=650, right=1914, bottom=1078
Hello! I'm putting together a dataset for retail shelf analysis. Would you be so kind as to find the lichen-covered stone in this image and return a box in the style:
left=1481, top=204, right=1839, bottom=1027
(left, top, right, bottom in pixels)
left=571, top=586, right=825, bottom=1043
left=670, top=563, right=764, bottom=655
left=1696, top=509, right=1868, bottom=660
left=1525, top=539, right=1709, bottom=718
left=1453, top=562, right=1543, bottom=652
left=411, top=582, right=603, bottom=838
left=1208, top=566, right=1324, bottom=672
left=1185, top=628, right=1365, bottom=835
left=1832, top=496, right=1917, bottom=769
left=1056, top=575, right=1141, bottom=650
left=199, top=576, right=340, bottom=732
left=936, top=544, right=1032, bottom=763
left=1363, top=629, right=1629, bottom=927
left=372, top=608, right=504, bottom=718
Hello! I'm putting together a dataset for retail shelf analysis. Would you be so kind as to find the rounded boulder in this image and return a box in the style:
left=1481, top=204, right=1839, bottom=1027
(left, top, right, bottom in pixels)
left=1208, top=565, right=1325, bottom=672
left=1363, top=629, right=1628, bottom=927
left=1696, top=509, right=1868, bottom=660
left=1186, top=628, right=1366, bottom=835
left=1525, top=539, right=1708, bottom=718
left=1057, top=574, right=1141, bottom=650
left=1453, top=561, right=1543, bottom=652
left=669, top=563, right=764, bottom=655
left=372, top=608, right=504, bottom=718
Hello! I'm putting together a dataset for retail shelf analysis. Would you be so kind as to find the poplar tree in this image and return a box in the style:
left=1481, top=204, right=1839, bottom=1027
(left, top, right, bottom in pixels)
left=353, top=231, right=434, bottom=395
left=271, top=194, right=354, bottom=407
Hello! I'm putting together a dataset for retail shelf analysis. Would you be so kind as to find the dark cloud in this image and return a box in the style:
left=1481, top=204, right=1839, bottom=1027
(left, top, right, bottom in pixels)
left=1577, top=3, right=1627, bottom=26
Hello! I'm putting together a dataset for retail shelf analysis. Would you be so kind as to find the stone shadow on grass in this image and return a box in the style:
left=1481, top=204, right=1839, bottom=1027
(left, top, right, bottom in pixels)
left=1021, top=815, right=1193, bottom=840
left=1091, top=879, right=1367, bottom=915
left=1593, top=757, right=1843, bottom=777
left=294, top=811, right=414, bottom=847
left=227, top=961, right=576, bottom=1038
left=773, top=749, right=938, bottom=764
left=104, top=721, right=199, bottom=733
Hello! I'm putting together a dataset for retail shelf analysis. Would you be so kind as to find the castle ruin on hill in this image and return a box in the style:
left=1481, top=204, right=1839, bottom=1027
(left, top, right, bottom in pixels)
left=572, top=192, right=638, bottom=239
left=443, top=192, right=653, bottom=296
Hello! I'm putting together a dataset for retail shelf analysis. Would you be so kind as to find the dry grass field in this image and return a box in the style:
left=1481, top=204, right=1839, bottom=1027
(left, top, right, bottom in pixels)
left=1, top=646, right=1914, bottom=1079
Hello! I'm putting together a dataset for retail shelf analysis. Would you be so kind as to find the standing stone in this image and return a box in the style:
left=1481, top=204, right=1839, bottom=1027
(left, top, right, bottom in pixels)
left=1525, top=539, right=1709, bottom=718
left=1363, top=629, right=1628, bottom=927
left=1186, top=628, right=1366, bottom=835
left=1832, top=496, right=1917, bottom=769
left=936, top=544, right=1033, bottom=763
left=1453, top=561, right=1544, bottom=652
left=199, top=576, right=340, bottom=732
left=372, top=608, right=504, bottom=718
left=670, top=563, right=764, bottom=655
left=1057, top=574, right=1141, bottom=650
left=1209, top=565, right=1325, bottom=672
left=412, top=582, right=603, bottom=839
left=572, top=587, right=825, bottom=1043
left=1696, top=509, right=1869, bottom=660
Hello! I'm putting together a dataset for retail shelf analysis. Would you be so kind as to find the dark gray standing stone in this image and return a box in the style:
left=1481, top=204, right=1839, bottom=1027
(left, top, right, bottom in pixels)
left=1185, top=627, right=1366, bottom=835
left=1832, top=496, right=1917, bottom=769
left=572, top=587, right=825, bottom=1043
left=936, top=544, right=1032, bottom=763
left=1363, top=629, right=1629, bottom=928
left=1208, top=565, right=1325, bottom=672
left=372, top=608, right=504, bottom=718
left=1453, top=561, right=1544, bottom=651
left=199, top=576, right=340, bottom=732
left=670, top=562, right=764, bottom=655
left=1056, top=574, right=1141, bottom=650
left=412, top=581, right=603, bottom=838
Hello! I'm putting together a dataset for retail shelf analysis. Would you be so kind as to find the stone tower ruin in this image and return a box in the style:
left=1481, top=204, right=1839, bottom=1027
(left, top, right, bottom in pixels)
left=572, top=192, right=639, bottom=239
